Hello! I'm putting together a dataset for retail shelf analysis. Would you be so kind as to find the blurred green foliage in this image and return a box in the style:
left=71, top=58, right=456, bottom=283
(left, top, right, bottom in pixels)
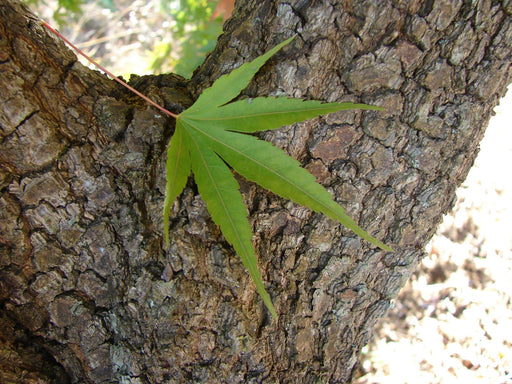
left=152, top=0, right=223, bottom=78
left=24, top=0, right=224, bottom=78
left=25, top=0, right=85, bottom=23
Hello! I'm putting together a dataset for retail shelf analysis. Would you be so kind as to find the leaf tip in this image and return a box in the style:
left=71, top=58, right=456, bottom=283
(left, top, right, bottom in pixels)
left=381, top=243, right=395, bottom=252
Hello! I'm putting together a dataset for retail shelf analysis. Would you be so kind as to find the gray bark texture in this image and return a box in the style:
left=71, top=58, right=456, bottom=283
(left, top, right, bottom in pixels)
left=1, top=0, right=511, bottom=382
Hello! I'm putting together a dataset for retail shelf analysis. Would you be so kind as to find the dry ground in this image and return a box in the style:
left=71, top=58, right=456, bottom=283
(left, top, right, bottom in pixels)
left=356, top=88, right=512, bottom=384
left=29, top=2, right=512, bottom=383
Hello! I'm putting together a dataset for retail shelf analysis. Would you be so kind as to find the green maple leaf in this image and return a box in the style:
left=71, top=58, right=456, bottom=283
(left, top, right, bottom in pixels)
left=163, top=37, right=392, bottom=319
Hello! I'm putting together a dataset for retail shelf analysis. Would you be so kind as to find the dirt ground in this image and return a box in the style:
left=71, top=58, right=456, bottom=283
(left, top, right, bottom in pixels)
left=30, top=2, right=512, bottom=383
left=355, top=88, right=512, bottom=384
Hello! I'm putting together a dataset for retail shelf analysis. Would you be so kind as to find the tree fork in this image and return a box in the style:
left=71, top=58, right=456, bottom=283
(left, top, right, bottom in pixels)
left=1, top=0, right=511, bottom=383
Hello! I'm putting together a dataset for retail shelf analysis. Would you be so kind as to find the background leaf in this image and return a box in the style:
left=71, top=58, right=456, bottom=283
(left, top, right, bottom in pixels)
left=151, top=0, right=225, bottom=78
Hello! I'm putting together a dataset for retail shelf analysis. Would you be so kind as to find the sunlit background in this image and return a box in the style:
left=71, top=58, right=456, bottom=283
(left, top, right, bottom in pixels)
left=355, top=87, right=512, bottom=384
left=25, top=1, right=512, bottom=383
left=29, top=0, right=229, bottom=78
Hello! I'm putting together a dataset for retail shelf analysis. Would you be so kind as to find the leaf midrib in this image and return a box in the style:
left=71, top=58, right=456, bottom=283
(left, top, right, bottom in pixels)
left=186, top=107, right=333, bottom=121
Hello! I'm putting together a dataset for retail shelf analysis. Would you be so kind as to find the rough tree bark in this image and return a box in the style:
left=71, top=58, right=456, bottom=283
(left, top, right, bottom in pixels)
left=1, top=0, right=511, bottom=383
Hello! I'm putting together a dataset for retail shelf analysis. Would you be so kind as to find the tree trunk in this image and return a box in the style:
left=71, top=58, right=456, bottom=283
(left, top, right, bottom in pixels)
left=1, top=0, right=511, bottom=382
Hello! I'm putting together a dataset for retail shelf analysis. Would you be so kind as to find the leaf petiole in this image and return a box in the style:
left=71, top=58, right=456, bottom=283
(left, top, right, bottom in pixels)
left=42, top=21, right=178, bottom=119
